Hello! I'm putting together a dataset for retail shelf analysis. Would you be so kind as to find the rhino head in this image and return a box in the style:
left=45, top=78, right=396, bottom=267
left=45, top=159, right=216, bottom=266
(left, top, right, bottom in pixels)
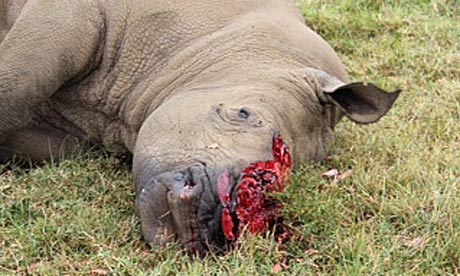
left=132, top=68, right=400, bottom=253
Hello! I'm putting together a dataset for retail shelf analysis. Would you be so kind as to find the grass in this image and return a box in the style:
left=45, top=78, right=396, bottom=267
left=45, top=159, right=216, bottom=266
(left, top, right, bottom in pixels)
left=1, top=1, right=459, bottom=275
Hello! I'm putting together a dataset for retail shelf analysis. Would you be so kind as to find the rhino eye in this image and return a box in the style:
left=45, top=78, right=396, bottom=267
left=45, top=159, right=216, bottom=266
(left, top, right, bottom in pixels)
left=238, top=108, right=250, bottom=119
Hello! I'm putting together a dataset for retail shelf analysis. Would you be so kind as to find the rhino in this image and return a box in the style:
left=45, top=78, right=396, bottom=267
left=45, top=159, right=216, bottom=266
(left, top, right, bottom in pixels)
left=0, top=0, right=400, bottom=253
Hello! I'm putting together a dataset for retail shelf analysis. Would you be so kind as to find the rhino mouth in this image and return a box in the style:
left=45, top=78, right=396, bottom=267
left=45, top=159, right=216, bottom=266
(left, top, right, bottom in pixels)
left=135, top=134, right=292, bottom=254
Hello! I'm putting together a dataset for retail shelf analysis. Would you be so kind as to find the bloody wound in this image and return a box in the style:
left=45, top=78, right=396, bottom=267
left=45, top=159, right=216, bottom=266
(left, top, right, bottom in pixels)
left=218, top=134, right=292, bottom=241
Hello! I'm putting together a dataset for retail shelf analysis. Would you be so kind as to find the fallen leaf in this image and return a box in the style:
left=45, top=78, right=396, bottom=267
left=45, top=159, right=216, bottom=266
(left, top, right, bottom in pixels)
left=321, top=168, right=353, bottom=183
left=272, top=263, right=283, bottom=274
left=90, top=269, right=109, bottom=275
left=337, top=169, right=353, bottom=181
left=403, top=237, right=426, bottom=249
left=320, top=168, right=339, bottom=179
left=140, top=250, right=151, bottom=259
left=27, top=262, right=41, bottom=274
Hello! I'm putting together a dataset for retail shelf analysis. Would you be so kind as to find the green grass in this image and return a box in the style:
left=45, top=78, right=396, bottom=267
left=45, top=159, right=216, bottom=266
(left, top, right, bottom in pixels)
left=1, top=1, right=459, bottom=275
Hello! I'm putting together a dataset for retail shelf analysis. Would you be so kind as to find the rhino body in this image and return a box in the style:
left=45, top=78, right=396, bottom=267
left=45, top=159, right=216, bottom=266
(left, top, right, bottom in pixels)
left=0, top=0, right=400, bottom=252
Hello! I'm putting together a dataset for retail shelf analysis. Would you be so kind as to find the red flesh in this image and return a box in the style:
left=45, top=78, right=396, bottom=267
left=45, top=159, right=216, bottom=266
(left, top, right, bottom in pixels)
left=217, top=171, right=235, bottom=241
left=219, top=134, right=292, bottom=241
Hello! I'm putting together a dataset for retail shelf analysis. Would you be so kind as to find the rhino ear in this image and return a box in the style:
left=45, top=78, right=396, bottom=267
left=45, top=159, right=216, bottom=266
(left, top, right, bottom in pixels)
left=306, top=69, right=401, bottom=124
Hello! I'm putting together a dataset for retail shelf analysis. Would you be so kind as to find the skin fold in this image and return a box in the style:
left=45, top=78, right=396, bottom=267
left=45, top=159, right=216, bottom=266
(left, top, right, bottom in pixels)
left=0, top=0, right=400, bottom=253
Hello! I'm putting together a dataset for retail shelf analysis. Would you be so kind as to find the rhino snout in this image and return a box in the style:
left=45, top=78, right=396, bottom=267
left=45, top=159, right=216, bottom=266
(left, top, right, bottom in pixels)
left=136, top=163, right=224, bottom=254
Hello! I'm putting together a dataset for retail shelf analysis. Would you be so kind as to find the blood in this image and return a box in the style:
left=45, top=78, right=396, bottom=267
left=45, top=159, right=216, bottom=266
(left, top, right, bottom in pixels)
left=218, top=134, right=292, bottom=242
left=221, top=208, right=235, bottom=241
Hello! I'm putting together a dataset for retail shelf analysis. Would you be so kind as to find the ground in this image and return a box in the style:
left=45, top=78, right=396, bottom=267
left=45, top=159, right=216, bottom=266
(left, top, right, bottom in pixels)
left=1, top=1, right=459, bottom=275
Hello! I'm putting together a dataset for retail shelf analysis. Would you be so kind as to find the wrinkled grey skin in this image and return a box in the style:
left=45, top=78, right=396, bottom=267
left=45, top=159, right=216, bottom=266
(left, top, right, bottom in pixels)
left=0, top=0, right=400, bottom=253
